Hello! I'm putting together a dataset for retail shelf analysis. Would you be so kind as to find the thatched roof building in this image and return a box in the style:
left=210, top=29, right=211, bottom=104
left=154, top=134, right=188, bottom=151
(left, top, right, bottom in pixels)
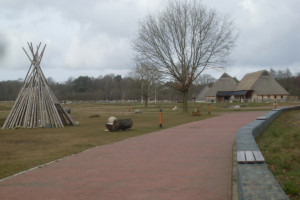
left=235, top=70, right=288, bottom=95
left=205, top=73, right=238, bottom=101
left=204, top=70, right=289, bottom=102
left=235, top=70, right=289, bottom=102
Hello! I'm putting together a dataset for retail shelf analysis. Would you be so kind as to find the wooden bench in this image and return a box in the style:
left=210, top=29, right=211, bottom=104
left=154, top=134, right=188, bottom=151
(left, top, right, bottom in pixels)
left=237, top=151, right=265, bottom=164
left=256, top=116, right=267, bottom=120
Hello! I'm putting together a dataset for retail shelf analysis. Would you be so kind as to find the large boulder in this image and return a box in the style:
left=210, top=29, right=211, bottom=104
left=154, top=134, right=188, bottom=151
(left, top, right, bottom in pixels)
left=234, top=105, right=241, bottom=111
left=134, top=109, right=142, bottom=114
left=108, top=116, right=117, bottom=123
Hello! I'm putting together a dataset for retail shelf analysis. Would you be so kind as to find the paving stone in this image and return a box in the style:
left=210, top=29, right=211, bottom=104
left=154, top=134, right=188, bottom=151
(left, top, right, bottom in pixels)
left=238, top=164, right=288, bottom=200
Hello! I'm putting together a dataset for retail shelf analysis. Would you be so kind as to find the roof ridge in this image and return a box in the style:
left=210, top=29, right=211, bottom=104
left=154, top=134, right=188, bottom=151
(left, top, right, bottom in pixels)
left=220, top=72, right=232, bottom=79
left=235, top=70, right=267, bottom=90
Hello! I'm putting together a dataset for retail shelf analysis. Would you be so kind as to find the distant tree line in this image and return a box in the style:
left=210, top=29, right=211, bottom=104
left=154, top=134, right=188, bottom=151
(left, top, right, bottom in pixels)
left=269, top=68, right=300, bottom=99
left=0, top=74, right=211, bottom=103
left=0, top=69, right=298, bottom=102
left=0, top=79, right=23, bottom=101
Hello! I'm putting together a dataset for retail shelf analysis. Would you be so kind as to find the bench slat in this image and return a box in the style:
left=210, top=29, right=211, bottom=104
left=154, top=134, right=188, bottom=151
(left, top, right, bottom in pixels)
left=253, top=151, right=265, bottom=163
left=237, top=151, right=246, bottom=163
left=256, top=116, right=267, bottom=120
left=245, top=151, right=255, bottom=163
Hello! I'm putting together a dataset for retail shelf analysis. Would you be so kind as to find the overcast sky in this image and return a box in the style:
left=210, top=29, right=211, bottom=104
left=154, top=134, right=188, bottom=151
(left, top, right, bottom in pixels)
left=0, top=0, right=299, bottom=82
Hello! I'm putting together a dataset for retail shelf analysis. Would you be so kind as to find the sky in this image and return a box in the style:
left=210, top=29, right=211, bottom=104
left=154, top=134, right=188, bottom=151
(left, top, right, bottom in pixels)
left=0, top=0, right=299, bottom=82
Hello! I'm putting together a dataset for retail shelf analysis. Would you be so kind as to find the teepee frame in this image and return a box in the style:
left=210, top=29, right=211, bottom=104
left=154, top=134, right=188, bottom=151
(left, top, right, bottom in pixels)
left=2, top=42, right=75, bottom=129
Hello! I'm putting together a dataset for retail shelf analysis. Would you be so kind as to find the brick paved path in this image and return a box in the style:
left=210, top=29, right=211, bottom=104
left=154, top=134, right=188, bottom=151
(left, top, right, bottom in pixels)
left=0, top=111, right=266, bottom=200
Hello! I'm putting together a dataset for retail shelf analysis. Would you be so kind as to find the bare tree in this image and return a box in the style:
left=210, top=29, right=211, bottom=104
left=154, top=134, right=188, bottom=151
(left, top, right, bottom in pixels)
left=133, top=60, right=162, bottom=107
left=133, top=0, right=237, bottom=112
left=103, top=74, right=114, bottom=100
left=195, top=74, right=216, bottom=86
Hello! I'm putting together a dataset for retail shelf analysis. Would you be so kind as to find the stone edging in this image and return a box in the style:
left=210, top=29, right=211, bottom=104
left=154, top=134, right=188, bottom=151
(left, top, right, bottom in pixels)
left=235, top=106, right=300, bottom=200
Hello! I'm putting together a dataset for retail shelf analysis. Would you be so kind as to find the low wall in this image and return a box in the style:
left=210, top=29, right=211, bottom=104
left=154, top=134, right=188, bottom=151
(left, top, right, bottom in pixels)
left=235, top=106, right=300, bottom=200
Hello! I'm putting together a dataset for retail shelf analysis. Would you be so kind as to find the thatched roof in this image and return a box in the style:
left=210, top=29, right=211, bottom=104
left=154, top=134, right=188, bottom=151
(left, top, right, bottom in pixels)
left=235, top=70, right=289, bottom=95
left=205, top=73, right=238, bottom=97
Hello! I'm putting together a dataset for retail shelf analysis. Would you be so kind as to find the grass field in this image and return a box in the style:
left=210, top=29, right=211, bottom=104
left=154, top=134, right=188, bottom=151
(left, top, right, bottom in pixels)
left=256, top=110, right=300, bottom=200
left=0, top=101, right=296, bottom=180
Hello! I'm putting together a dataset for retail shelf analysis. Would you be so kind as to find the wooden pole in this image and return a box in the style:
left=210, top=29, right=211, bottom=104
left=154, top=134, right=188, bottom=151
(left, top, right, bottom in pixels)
left=2, top=42, right=75, bottom=129
left=159, top=108, right=162, bottom=128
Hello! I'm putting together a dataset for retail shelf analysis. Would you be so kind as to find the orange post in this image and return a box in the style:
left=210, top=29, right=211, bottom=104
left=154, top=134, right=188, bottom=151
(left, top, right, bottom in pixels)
left=159, top=108, right=162, bottom=128
left=208, top=104, right=211, bottom=115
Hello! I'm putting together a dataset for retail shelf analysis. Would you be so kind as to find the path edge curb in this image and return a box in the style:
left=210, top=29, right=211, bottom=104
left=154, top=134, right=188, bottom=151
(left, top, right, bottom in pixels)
left=234, top=105, right=300, bottom=200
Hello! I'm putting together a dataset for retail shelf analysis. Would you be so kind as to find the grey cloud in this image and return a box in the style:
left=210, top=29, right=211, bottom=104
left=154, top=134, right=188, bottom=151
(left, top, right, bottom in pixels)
left=0, top=0, right=299, bottom=82
left=232, top=0, right=300, bottom=67
left=0, top=33, right=9, bottom=62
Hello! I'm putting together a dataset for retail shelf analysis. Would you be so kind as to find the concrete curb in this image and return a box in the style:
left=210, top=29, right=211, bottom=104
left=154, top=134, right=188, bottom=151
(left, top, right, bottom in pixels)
left=235, top=106, right=300, bottom=200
